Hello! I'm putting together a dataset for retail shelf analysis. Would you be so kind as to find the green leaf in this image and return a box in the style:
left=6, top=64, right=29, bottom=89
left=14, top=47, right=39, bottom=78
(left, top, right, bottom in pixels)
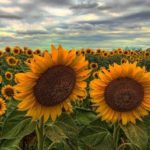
left=121, top=123, right=148, bottom=150
left=2, top=109, right=26, bottom=135
left=56, top=112, right=79, bottom=138
left=46, top=124, right=68, bottom=143
left=55, top=113, right=80, bottom=150
left=2, top=118, right=36, bottom=139
left=0, top=139, right=21, bottom=150
left=79, top=125, right=114, bottom=150
left=74, top=107, right=97, bottom=125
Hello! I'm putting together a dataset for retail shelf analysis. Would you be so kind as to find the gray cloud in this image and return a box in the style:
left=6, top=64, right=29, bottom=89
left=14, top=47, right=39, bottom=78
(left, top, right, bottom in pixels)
left=0, top=0, right=149, bottom=49
left=0, top=11, right=23, bottom=20
left=78, top=11, right=150, bottom=26
left=71, top=3, right=98, bottom=9
left=17, top=30, right=48, bottom=35
left=40, top=0, right=74, bottom=7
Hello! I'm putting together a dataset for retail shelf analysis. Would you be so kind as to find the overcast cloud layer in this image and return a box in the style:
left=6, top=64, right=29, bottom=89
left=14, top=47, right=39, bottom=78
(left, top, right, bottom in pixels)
left=0, top=0, right=150, bottom=50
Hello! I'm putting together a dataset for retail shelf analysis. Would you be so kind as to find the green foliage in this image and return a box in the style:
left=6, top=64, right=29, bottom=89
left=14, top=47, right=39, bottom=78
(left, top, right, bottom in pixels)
left=120, top=123, right=149, bottom=150
left=0, top=108, right=36, bottom=150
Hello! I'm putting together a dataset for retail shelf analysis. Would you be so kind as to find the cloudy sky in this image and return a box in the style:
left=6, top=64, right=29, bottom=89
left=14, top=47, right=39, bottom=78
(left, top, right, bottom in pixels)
left=0, top=0, right=150, bottom=50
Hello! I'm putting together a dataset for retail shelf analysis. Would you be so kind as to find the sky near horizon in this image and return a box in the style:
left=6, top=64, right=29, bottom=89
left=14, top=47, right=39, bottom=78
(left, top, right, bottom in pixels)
left=0, top=0, right=150, bottom=50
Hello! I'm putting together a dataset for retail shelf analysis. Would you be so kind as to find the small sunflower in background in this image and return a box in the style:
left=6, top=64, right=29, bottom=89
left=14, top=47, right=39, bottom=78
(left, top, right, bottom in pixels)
left=0, top=98, right=7, bottom=116
left=76, top=50, right=80, bottom=56
left=129, top=57, right=135, bottom=63
left=5, top=46, right=11, bottom=53
left=102, top=51, right=109, bottom=57
left=15, top=45, right=90, bottom=122
left=34, top=49, right=41, bottom=55
left=109, top=51, right=114, bottom=56
left=0, top=75, right=2, bottom=83
left=91, top=51, right=95, bottom=55
left=1, top=85, right=15, bottom=100
left=80, top=49, right=85, bottom=55
left=121, top=58, right=128, bottom=64
left=144, top=51, right=150, bottom=58
left=89, top=62, right=98, bottom=70
left=130, top=51, right=134, bottom=56
left=123, top=50, right=130, bottom=56
left=86, top=48, right=92, bottom=54
left=13, top=47, right=20, bottom=55
left=25, top=58, right=32, bottom=65
left=0, top=50, right=3, bottom=58
left=5, top=71, right=13, bottom=81
left=6, top=56, right=18, bottom=67
left=96, top=49, right=101, bottom=54
left=90, top=62, right=150, bottom=125
left=92, top=71, right=99, bottom=78
left=25, top=49, right=33, bottom=56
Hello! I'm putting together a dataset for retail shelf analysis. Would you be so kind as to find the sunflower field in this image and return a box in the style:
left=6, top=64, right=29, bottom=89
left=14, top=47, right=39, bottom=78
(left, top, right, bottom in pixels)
left=0, top=45, right=150, bottom=150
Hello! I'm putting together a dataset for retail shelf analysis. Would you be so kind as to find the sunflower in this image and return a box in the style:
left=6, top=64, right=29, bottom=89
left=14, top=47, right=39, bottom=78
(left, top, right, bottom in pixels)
left=25, top=58, right=32, bottom=65
left=144, top=51, right=150, bottom=58
left=113, top=50, right=118, bottom=55
left=6, top=56, right=18, bottom=66
left=14, top=45, right=90, bottom=122
left=25, top=49, right=33, bottom=56
left=118, top=49, right=123, bottom=55
left=76, top=50, right=80, bottom=56
left=0, top=50, right=3, bottom=58
left=123, top=50, right=130, bottom=56
left=96, top=49, right=101, bottom=54
left=5, top=46, right=11, bottom=53
left=92, top=71, right=99, bottom=78
left=13, top=47, right=20, bottom=55
left=81, top=49, right=85, bottom=55
left=89, top=62, right=98, bottom=70
left=1, top=85, right=15, bottom=100
left=90, top=62, right=150, bottom=125
left=34, top=49, right=41, bottom=55
left=102, top=51, right=109, bottom=57
left=121, top=58, right=128, bottom=64
left=86, top=49, right=92, bottom=54
left=109, top=51, right=114, bottom=56
left=0, top=98, right=7, bottom=116
left=130, top=51, right=134, bottom=56
left=5, top=71, right=13, bottom=80
left=91, top=51, right=95, bottom=55
left=129, top=57, right=135, bottom=63
left=0, top=75, right=2, bottom=83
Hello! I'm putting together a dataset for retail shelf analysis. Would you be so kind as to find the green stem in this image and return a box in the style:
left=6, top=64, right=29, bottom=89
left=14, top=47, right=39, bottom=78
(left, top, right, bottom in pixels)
left=36, top=117, right=44, bottom=150
left=47, top=142, right=55, bottom=150
left=117, top=143, right=133, bottom=150
left=113, top=122, right=120, bottom=149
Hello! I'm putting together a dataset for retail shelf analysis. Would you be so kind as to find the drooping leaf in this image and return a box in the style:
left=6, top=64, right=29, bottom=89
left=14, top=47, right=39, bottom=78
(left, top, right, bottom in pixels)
left=79, top=125, right=114, bottom=150
left=0, top=139, right=21, bottom=150
left=121, top=123, right=148, bottom=150
left=46, top=124, right=68, bottom=143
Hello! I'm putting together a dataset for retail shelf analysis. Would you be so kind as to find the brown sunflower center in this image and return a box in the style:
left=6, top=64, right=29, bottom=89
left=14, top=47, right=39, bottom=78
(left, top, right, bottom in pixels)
left=5, top=88, right=14, bottom=97
left=27, top=50, right=32, bottom=55
left=14, top=49, right=19, bottom=53
left=34, top=65, right=76, bottom=106
left=104, top=77, right=144, bottom=112
left=6, top=73, right=11, bottom=78
left=9, top=58, right=16, bottom=64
